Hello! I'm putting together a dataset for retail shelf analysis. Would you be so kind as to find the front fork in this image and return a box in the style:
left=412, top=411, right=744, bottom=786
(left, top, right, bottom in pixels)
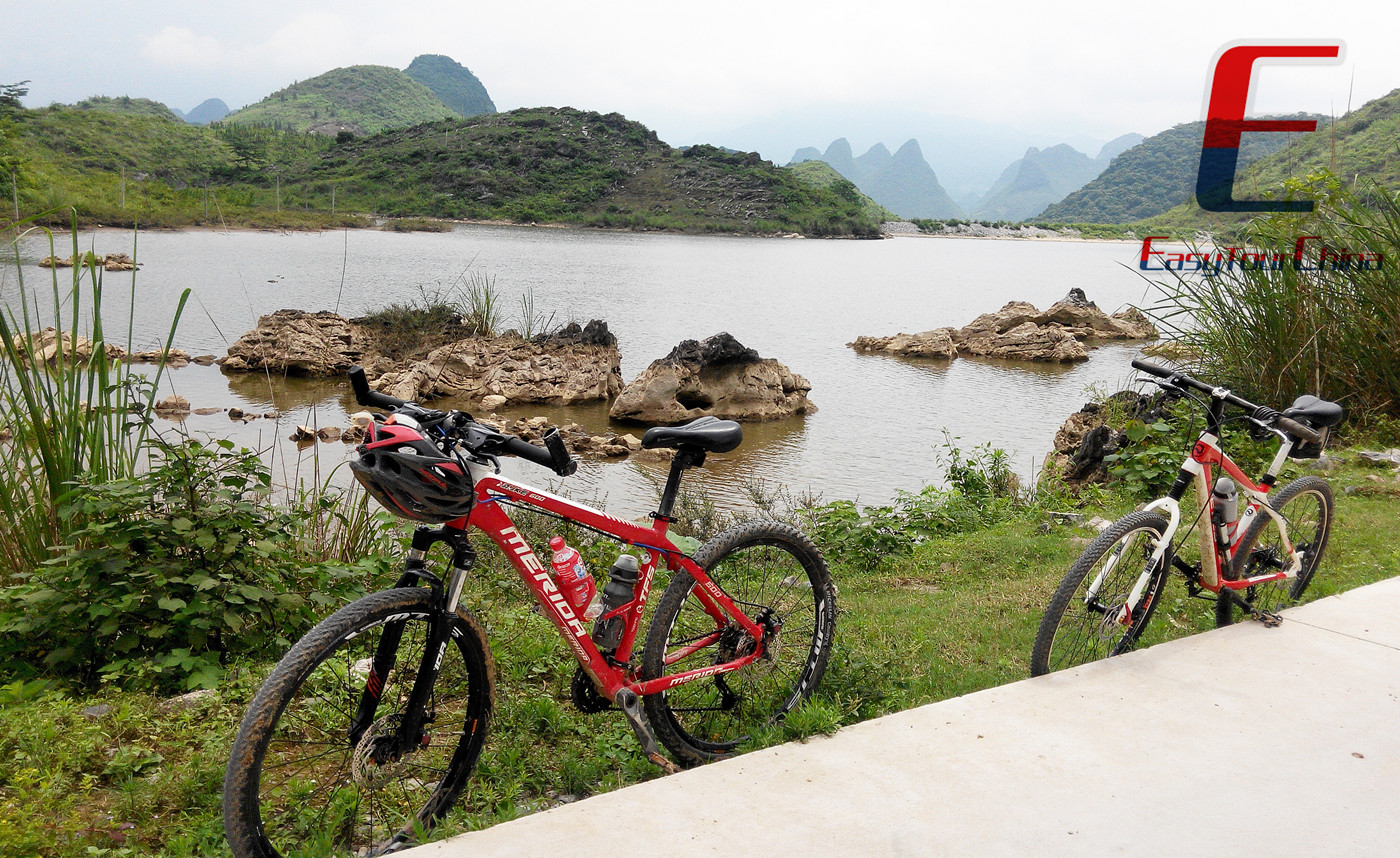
left=348, top=528, right=475, bottom=758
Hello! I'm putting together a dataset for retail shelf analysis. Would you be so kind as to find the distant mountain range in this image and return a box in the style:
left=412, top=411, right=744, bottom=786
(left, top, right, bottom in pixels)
left=971, top=134, right=1142, bottom=222
left=790, top=138, right=960, bottom=219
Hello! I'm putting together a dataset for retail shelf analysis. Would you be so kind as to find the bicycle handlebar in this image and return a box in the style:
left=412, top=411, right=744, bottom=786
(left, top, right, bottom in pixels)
left=349, top=365, right=410, bottom=411
left=347, top=365, right=578, bottom=476
left=1130, top=360, right=1321, bottom=443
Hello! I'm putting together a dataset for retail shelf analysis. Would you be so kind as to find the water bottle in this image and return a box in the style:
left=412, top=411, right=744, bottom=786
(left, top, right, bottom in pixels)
left=549, top=537, right=600, bottom=620
left=591, top=554, right=640, bottom=654
left=1212, top=477, right=1239, bottom=544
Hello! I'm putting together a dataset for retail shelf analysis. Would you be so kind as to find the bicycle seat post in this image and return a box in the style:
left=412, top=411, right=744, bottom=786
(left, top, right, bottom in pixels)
left=653, top=446, right=705, bottom=524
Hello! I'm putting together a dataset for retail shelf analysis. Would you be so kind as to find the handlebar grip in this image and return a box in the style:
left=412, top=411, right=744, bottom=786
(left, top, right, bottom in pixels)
left=1131, top=359, right=1174, bottom=379
left=543, top=429, right=578, bottom=477
left=500, top=436, right=559, bottom=471
left=1275, top=415, right=1322, bottom=443
left=349, top=365, right=410, bottom=410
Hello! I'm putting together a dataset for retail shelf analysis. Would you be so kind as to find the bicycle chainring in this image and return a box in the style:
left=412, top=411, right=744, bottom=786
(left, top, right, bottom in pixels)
left=570, top=665, right=615, bottom=713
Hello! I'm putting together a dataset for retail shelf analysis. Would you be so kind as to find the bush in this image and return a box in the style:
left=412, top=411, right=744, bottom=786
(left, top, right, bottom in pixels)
left=0, top=438, right=371, bottom=690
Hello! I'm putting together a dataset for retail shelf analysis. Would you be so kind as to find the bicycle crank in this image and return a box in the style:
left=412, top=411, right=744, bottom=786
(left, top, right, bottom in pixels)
left=614, top=688, right=681, bottom=774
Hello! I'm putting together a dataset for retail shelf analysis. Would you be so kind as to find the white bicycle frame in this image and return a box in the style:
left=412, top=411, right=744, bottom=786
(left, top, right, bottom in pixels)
left=1086, top=430, right=1303, bottom=625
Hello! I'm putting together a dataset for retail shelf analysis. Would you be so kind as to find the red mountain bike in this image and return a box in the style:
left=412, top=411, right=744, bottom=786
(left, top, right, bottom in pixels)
left=223, top=367, right=836, bottom=857
left=1030, top=359, right=1341, bottom=676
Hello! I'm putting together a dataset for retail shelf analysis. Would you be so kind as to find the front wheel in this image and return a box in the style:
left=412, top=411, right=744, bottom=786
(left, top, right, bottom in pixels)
left=641, top=520, right=836, bottom=767
left=1031, top=511, right=1170, bottom=676
left=1216, top=476, right=1334, bottom=626
left=223, top=587, right=494, bottom=858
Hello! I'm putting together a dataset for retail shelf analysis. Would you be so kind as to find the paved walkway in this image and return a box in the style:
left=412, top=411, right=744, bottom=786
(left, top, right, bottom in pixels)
left=410, top=578, right=1400, bottom=857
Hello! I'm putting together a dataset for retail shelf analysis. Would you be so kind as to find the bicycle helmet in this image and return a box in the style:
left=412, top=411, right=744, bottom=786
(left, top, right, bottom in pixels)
left=349, top=418, right=475, bottom=522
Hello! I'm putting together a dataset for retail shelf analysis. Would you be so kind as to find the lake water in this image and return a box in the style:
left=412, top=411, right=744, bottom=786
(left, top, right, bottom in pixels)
left=4, top=224, right=1161, bottom=518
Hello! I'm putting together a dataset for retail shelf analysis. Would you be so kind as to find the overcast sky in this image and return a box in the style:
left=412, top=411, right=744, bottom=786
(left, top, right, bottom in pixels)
left=3, top=0, right=1394, bottom=167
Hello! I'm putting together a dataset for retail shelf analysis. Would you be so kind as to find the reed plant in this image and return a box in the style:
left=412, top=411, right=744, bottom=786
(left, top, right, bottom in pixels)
left=1148, top=177, right=1400, bottom=421
left=0, top=217, right=188, bottom=576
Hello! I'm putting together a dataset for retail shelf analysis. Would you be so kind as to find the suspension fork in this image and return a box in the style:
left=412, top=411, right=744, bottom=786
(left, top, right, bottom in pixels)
left=1083, top=487, right=1184, bottom=627
left=348, top=527, right=475, bottom=754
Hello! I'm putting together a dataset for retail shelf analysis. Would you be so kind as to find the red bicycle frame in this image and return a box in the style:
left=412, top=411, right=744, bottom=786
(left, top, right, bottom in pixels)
left=451, top=468, right=767, bottom=702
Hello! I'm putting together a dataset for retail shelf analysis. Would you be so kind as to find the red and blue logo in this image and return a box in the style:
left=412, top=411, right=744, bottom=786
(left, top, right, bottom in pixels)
left=1196, top=42, right=1343, bottom=213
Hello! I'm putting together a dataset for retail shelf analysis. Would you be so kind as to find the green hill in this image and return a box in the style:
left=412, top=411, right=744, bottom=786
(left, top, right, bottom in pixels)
left=1040, top=117, right=1322, bottom=224
left=1240, top=88, right=1400, bottom=192
left=404, top=55, right=495, bottom=118
left=222, top=65, right=456, bottom=136
left=3, top=103, right=877, bottom=236
left=786, top=159, right=897, bottom=222
left=306, top=107, right=881, bottom=235
left=71, top=96, right=185, bottom=124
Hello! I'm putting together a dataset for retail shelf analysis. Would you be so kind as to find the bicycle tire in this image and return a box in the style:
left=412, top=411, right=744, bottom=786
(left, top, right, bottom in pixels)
left=1215, top=476, right=1334, bottom=626
left=641, top=519, right=836, bottom=767
left=223, top=587, right=494, bottom=858
left=1031, top=511, right=1170, bottom=677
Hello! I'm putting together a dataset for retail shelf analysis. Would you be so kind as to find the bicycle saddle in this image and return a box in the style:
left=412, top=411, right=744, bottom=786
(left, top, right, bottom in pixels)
left=1283, top=395, right=1343, bottom=428
left=641, top=416, right=743, bottom=453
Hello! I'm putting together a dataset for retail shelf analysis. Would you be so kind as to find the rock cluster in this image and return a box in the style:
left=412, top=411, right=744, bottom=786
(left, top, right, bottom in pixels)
left=850, top=289, right=1158, bottom=364
left=372, top=322, right=622, bottom=406
left=608, top=332, right=816, bottom=424
left=11, top=328, right=213, bottom=367
left=1044, top=391, right=1158, bottom=486
left=39, top=253, right=139, bottom=271
left=219, top=312, right=624, bottom=410
left=219, top=310, right=365, bottom=375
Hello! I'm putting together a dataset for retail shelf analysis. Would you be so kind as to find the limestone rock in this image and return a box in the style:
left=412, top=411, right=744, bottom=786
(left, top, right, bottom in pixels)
left=849, top=328, right=957, bottom=359
left=12, top=327, right=126, bottom=365
left=851, top=290, right=1157, bottom=366
left=609, top=332, right=816, bottom=424
left=219, top=310, right=364, bottom=375
left=154, top=394, right=190, bottom=415
left=960, top=321, right=1089, bottom=363
left=372, top=322, right=623, bottom=407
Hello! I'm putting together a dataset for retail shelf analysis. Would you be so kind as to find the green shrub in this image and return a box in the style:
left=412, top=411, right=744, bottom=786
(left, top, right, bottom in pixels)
left=0, top=437, right=370, bottom=690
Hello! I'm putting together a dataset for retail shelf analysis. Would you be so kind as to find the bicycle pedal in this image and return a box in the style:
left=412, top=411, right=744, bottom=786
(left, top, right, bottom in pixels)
left=1251, top=610, right=1283, bottom=628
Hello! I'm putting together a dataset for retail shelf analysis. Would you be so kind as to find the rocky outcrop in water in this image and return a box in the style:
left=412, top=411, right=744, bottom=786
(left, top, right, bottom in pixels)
left=220, top=311, right=622, bottom=408
left=849, top=289, right=1157, bottom=364
left=219, top=310, right=364, bottom=375
left=850, top=329, right=957, bottom=359
left=372, top=322, right=622, bottom=406
left=609, top=332, right=815, bottom=424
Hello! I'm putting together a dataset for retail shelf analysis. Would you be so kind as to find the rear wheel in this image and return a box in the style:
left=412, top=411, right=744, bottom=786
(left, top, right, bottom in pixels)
left=1215, top=476, right=1334, bottom=626
left=1031, top=511, right=1170, bottom=676
left=641, top=520, right=836, bottom=767
left=223, top=587, right=494, bottom=858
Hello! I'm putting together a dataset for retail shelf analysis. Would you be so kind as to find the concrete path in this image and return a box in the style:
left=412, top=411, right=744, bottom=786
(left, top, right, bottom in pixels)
left=410, top=578, right=1400, bottom=857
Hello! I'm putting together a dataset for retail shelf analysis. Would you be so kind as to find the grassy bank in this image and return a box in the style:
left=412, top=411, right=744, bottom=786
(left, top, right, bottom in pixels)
left=3, top=447, right=1396, bottom=856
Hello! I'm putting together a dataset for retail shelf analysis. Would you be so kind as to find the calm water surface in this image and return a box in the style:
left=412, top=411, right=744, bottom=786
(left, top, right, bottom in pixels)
left=5, top=225, right=1158, bottom=517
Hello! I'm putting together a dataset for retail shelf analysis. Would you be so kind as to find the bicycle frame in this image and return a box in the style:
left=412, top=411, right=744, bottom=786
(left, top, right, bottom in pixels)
left=1091, top=428, right=1303, bottom=627
left=1097, top=431, right=1304, bottom=627
left=430, top=461, right=768, bottom=703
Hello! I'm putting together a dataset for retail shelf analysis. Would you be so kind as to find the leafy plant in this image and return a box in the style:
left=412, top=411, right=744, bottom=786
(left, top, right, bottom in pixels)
left=0, top=437, right=368, bottom=690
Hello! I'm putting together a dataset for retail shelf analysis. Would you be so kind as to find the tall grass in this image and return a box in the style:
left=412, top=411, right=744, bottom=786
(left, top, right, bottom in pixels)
left=1148, top=177, right=1400, bottom=420
left=0, top=217, right=189, bottom=575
